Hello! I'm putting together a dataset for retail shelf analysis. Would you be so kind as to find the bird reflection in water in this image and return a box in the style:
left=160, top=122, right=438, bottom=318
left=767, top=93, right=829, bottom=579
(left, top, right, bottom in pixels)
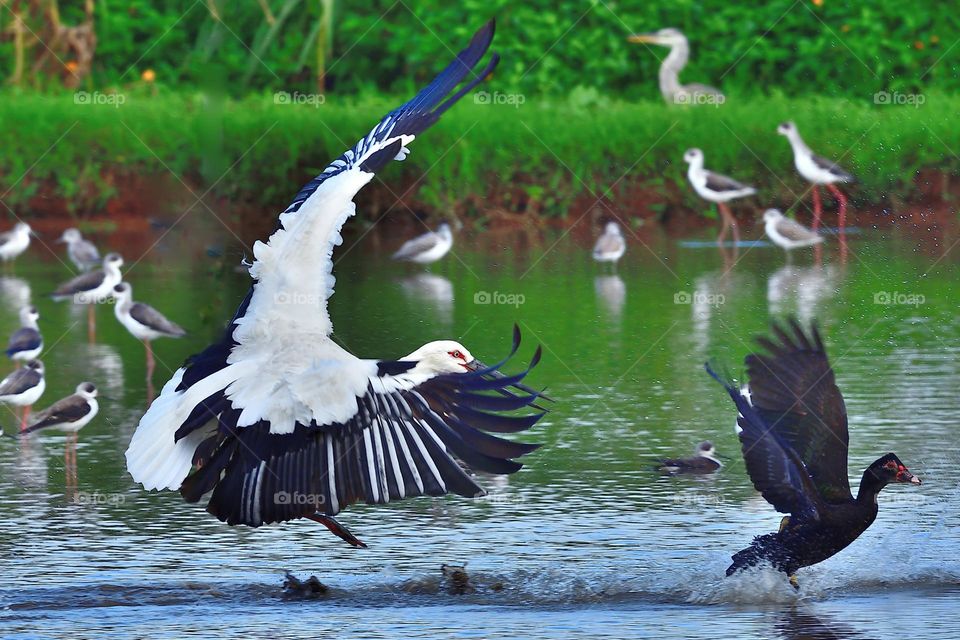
left=594, top=274, right=626, bottom=320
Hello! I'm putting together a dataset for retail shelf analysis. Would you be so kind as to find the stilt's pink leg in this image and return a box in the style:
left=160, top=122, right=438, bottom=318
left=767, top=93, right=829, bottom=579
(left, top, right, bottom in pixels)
left=717, top=203, right=732, bottom=246
left=145, top=340, right=155, bottom=380
left=827, top=183, right=848, bottom=232
left=811, top=186, right=822, bottom=232
left=87, top=305, right=96, bottom=343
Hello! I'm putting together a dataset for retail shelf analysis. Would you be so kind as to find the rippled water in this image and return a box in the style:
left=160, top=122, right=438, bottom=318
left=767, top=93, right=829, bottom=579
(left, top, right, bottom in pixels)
left=1, top=221, right=959, bottom=638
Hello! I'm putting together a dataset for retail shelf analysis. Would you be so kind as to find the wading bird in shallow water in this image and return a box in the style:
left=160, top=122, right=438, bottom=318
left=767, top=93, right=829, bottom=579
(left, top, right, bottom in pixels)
left=392, top=223, right=454, bottom=265
left=655, top=441, right=722, bottom=474
left=58, top=228, right=101, bottom=272
left=6, top=306, right=43, bottom=366
left=0, top=222, right=33, bottom=268
left=627, top=28, right=724, bottom=105
left=684, top=148, right=755, bottom=245
left=0, top=359, right=45, bottom=430
left=707, top=319, right=921, bottom=590
left=51, top=253, right=124, bottom=341
left=762, top=209, right=823, bottom=258
left=592, top=221, right=626, bottom=267
left=20, top=382, right=99, bottom=471
left=777, top=122, right=855, bottom=233
left=125, top=21, right=545, bottom=549
left=111, top=282, right=186, bottom=381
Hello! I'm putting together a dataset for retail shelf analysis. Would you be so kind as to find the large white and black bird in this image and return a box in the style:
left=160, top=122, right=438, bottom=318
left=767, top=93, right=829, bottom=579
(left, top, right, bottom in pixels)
left=777, top=121, right=855, bottom=233
left=0, top=359, right=45, bottom=429
left=627, top=28, right=724, bottom=105
left=125, top=21, right=545, bottom=548
left=58, top=228, right=101, bottom=272
left=20, top=382, right=99, bottom=435
left=112, top=282, right=186, bottom=377
left=6, top=305, right=43, bottom=364
left=684, top=148, right=756, bottom=245
left=392, top=223, right=454, bottom=264
left=0, top=222, right=32, bottom=264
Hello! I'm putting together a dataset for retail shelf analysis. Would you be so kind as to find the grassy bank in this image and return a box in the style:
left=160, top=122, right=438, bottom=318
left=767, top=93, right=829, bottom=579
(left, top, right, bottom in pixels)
left=0, top=90, right=958, bottom=222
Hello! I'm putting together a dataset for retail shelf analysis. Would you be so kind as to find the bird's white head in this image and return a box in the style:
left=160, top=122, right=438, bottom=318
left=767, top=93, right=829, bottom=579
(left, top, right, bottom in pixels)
left=403, top=340, right=476, bottom=375
left=604, top=221, right=621, bottom=236
left=103, top=253, right=124, bottom=269
left=628, top=27, right=686, bottom=47
left=59, top=228, right=82, bottom=243
left=111, top=282, right=133, bottom=302
left=19, top=305, right=39, bottom=325
left=763, top=209, right=784, bottom=223
left=696, top=441, right=717, bottom=458
left=76, top=381, right=98, bottom=399
left=14, top=222, right=31, bottom=235
left=683, top=148, right=704, bottom=165
left=777, top=121, right=798, bottom=137
left=436, top=223, right=453, bottom=238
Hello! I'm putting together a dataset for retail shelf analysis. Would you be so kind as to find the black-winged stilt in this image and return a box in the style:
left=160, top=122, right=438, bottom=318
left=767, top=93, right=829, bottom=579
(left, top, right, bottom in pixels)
left=111, top=282, right=186, bottom=380
left=684, top=148, right=755, bottom=245
left=391, top=223, right=453, bottom=264
left=627, top=29, right=723, bottom=105
left=777, top=121, right=855, bottom=233
left=58, top=228, right=101, bottom=272
left=592, top=221, right=626, bottom=266
left=6, top=305, right=43, bottom=365
left=125, top=21, right=546, bottom=548
left=762, top=209, right=824, bottom=256
left=20, top=382, right=99, bottom=436
left=655, top=441, right=722, bottom=474
left=707, top=319, right=920, bottom=589
left=0, top=359, right=45, bottom=430
left=51, top=252, right=123, bottom=340
left=0, top=222, right=32, bottom=265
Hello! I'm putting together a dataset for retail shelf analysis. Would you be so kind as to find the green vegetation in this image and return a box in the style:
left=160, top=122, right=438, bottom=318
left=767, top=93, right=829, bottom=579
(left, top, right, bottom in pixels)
left=1, top=90, right=955, bottom=219
left=1, top=1, right=955, bottom=99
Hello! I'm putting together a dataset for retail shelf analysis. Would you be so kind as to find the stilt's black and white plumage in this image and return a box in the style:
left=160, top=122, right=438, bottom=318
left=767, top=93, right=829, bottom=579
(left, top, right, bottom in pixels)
left=58, top=228, right=101, bottom=272
left=51, top=253, right=123, bottom=303
left=0, top=359, right=45, bottom=429
left=20, top=382, right=98, bottom=435
left=592, top=222, right=626, bottom=264
left=684, top=148, right=755, bottom=244
left=126, top=21, right=545, bottom=540
left=6, top=306, right=42, bottom=362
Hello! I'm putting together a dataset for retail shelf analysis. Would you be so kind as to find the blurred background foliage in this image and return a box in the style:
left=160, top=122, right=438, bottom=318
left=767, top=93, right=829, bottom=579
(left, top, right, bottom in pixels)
left=0, top=0, right=955, bottom=98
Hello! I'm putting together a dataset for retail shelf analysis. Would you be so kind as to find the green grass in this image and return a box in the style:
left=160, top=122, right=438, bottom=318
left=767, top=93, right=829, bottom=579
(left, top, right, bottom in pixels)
left=0, top=89, right=957, bottom=219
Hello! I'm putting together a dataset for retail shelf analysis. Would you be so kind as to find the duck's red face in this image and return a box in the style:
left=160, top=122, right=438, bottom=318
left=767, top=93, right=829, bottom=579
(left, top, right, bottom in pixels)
left=879, top=454, right=922, bottom=485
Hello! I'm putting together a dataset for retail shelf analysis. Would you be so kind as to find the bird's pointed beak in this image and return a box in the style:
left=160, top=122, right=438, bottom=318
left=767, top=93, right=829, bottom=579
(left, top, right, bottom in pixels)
left=462, top=358, right=484, bottom=372
left=898, top=467, right=922, bottom=485
left=627, top=33, right=659, bottom=44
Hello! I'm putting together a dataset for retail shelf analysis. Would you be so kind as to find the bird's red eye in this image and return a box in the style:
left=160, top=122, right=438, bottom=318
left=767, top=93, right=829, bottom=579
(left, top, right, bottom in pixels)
left=448, top=350, right=464, bottom=360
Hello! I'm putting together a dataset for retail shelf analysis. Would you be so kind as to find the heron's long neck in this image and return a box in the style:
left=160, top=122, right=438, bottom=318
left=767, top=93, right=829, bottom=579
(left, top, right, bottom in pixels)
left=659, top=42, right=688, bottom=99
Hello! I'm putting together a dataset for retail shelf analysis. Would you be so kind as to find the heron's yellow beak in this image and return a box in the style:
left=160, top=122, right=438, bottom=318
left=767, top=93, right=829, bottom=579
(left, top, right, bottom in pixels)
left=627, top=33, right=659, bottom=44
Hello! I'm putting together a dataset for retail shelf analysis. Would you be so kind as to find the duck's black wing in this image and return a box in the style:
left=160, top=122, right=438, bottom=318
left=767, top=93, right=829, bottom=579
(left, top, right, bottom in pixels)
left=745, top=319, right=852, bottom=504
left=707, top=365, right=822, bottom=519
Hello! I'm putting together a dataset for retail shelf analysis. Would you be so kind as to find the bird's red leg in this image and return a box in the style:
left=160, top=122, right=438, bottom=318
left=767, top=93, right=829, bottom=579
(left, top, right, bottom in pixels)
left=144, top=340, right=155, bottom=381
left=87, top=305, right=96, bottom=343
left=20, top=405, right=30, bottom=431
left=827, top=183, right=848, bottom=231
left=811, top=186, right=822, bottom=232
left=717, top=203, right=731, bottom=245
left=306, top=513, right=367, bottom=548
